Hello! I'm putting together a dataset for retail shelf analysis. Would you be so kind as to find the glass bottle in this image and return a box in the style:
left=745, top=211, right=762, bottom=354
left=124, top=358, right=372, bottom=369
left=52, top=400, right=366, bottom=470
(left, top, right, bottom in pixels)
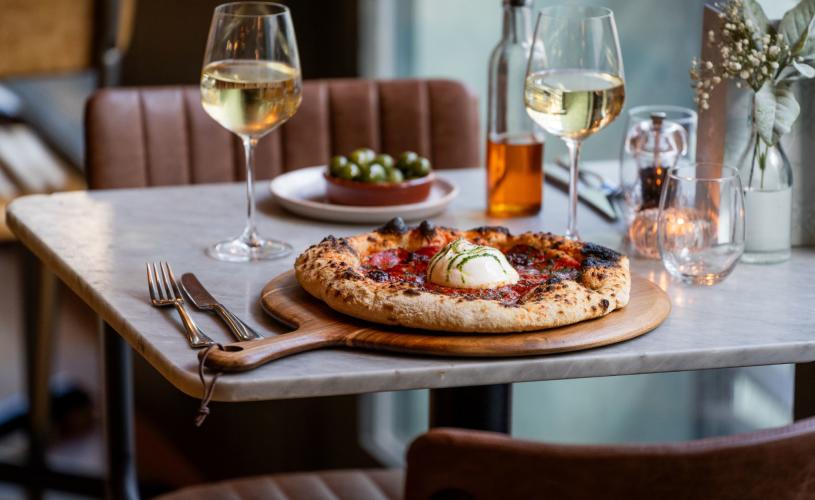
left=486, top=0, right=544, bottom=218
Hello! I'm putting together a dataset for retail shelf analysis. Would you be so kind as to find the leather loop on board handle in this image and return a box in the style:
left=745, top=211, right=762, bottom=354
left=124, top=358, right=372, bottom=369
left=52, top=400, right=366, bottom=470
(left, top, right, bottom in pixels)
left=202, top=329, right=344, bottom=372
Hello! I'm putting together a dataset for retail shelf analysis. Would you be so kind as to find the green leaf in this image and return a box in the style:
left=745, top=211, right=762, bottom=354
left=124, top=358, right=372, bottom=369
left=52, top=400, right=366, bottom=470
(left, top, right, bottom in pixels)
left=793, top=59, right=815, bottom=77
left=753, top=82, right=800, bottom=146
left=779, top=0, right=815, bottom=56
left=743, top=0, right=770, bottom=38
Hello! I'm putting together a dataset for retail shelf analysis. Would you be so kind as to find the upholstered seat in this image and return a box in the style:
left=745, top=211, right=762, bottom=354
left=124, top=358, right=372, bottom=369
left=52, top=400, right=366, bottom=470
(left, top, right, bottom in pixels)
left=156, top=468, right=403, bottom=500
left=155, top=419, right=815, bottom=499
left=85, top=79, right=479, bottom=189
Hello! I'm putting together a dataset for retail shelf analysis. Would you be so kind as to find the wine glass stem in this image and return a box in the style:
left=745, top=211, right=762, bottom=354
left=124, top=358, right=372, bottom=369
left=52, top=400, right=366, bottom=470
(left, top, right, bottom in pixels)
left=564, top=138, right=582, bottom=240
left=241, top=136, right=261, bottom=247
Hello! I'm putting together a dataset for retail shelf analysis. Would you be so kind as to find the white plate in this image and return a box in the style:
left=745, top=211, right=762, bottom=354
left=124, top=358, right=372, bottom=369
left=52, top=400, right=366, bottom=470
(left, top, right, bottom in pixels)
left=270, top=166, right=459, bottom=224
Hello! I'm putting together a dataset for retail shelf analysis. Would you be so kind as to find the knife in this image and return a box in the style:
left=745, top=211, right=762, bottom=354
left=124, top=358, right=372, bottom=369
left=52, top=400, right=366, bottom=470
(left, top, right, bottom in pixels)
left=180, top=273, right=262, bottom=342
left=545, top=161, right=619, bottom=222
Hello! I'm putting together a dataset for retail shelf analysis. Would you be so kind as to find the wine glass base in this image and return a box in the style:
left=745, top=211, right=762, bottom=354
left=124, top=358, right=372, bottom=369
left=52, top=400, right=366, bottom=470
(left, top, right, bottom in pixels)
left=207, top=236, right=292, bottom=262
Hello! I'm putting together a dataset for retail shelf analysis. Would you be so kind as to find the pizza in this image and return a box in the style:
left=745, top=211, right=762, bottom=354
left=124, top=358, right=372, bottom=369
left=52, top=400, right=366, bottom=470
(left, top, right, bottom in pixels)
left=294, top=218, right=630, bottom=333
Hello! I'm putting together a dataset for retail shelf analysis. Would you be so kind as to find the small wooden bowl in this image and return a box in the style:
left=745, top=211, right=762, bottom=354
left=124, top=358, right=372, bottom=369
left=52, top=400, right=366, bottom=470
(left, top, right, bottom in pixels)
left=324, top=171, right=435, bottom=206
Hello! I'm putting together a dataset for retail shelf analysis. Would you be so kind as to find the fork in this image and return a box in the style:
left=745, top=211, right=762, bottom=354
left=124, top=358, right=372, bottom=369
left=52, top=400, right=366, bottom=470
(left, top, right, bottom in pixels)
left=147, top=262, right=214, bottom=348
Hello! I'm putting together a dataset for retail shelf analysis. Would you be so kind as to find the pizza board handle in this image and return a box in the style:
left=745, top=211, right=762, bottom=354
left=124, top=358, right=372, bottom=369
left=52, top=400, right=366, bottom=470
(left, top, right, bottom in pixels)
left=201, top=327, right=345, bottom=372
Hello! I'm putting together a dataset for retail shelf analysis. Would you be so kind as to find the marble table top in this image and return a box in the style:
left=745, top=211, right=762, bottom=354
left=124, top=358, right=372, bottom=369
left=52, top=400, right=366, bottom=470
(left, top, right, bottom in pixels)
left=8, top=167, right=815, bottom=402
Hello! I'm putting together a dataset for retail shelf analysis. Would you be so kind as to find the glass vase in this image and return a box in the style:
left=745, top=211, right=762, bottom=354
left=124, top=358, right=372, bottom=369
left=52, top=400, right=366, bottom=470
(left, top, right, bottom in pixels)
left=737, top=128, right=793, bottom=264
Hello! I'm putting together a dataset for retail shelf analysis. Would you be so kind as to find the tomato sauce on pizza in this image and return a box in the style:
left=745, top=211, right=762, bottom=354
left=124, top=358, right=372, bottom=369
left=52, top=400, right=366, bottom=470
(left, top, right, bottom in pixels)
left=361, top=244, right=581, bottom=304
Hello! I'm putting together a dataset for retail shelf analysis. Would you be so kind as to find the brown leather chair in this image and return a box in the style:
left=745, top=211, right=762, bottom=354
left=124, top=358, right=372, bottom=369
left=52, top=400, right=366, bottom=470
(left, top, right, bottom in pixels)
left=405, top=424, right=815, bottom=500
left=85, top=79, right=480, bottom=189
left=158, top=419, right=815, bottom=499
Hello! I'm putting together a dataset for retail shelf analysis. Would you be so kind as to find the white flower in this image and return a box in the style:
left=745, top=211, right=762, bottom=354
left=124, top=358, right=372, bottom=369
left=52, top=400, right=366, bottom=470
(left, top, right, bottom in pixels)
left=702, top=102, right=710, bottom=110
left=706, top=61, right=714, bottom=69
left=712, top=76, right=722, bottom=84
left=731, top=62, right=742, bottom=70
left=771, top=61, right=779, bottom=68
left=768, top=46, right=780, bottom=56
left=740, top=70, right=750, bottom=79
left=736, top=81, right=742, bottom=88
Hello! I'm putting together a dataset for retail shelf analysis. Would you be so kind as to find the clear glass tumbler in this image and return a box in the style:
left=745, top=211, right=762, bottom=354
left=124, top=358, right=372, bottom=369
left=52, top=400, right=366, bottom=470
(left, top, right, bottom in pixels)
left=658, top=164, right=745, bottom=285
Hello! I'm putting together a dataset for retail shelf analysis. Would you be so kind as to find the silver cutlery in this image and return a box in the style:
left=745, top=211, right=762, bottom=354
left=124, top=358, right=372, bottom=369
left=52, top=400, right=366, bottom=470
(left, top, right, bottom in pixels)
left=180, top=273, right=262, bottom=342
left=554, top=157, right=624, bottom=199
left=146, top=262, right=214, bottom=348
left=546, top=161, right=619, bottom=222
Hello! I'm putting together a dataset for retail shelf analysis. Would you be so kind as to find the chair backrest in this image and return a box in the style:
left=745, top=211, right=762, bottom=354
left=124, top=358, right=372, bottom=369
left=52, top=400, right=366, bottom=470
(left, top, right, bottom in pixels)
left=405, top=423, right=815, bottom=500
left=0, top=0, right=134, bottom=81
left=84, top=79, right=480, bottom=190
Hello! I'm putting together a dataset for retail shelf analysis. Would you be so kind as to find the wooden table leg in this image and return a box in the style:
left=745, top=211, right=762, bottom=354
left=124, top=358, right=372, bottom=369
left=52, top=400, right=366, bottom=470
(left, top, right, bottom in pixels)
left=103, top=323, right=140, bottom=500
left=429, top=384, right=512, bottom=433
left=794, top=362, right=815, bottom=420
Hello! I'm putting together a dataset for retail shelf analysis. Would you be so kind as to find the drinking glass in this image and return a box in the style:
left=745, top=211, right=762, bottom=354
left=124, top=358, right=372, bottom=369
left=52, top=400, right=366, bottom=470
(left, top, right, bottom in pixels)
left=524, top=5, right=625, bottom=240
left=201, top=2, right=302, bottom=262
left=658, top=164, right=745, bottom=285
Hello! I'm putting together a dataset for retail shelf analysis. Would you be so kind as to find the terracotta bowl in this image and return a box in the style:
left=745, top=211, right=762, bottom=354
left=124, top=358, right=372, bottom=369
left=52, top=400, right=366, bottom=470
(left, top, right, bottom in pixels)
left=324, top=171, right=435, bottom=206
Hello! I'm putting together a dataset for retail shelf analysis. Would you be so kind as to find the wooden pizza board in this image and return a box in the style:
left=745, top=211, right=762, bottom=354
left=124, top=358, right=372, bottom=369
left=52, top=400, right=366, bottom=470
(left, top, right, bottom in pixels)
left=203, top=271, right=671, bottom=372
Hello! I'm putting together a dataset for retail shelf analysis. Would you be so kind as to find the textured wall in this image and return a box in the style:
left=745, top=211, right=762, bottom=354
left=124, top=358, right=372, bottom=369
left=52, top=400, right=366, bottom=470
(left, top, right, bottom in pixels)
left=0, top=0, right=94, bottom=77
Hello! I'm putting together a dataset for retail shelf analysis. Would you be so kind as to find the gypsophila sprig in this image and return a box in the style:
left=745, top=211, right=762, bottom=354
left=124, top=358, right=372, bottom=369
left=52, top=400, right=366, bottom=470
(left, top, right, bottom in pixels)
left=690, top=0, right=815, bottom=146
left=691, top=0, right=790, bottom=109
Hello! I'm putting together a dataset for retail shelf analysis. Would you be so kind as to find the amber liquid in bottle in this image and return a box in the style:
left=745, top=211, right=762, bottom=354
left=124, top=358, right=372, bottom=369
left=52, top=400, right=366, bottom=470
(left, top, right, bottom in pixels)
left=486, top=0, right=542, bottom=218
left=487, top=135, right=543, bottom=217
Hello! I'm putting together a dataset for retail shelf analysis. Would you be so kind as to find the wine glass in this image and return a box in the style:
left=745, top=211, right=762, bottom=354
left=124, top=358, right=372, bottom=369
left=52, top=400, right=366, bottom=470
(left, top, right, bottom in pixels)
left=524, top=5, right=625, bottom=240
left=658, top=163, right=745, bottom=285
left=201, top=2, right=302, bottom=262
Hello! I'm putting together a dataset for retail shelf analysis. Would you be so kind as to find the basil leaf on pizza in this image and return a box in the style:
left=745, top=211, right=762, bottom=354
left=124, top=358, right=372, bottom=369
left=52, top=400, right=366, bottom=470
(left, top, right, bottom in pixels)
left=294, top=218, right=630, bottom=333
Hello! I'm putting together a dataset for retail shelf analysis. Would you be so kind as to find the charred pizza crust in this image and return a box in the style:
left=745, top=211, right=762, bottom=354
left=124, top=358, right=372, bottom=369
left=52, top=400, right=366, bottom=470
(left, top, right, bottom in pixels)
left=294, top=218, right=630, bottom=333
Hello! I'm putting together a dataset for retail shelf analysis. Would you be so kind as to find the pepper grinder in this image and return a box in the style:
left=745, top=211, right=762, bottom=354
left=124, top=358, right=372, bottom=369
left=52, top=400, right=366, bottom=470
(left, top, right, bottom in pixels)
left=624, top=112, right=687, bottom=258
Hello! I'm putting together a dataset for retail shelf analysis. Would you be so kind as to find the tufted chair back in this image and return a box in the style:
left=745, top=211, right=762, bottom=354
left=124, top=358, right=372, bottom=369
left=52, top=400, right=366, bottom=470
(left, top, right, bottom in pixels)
left=85, top=79, right=479, bottom=189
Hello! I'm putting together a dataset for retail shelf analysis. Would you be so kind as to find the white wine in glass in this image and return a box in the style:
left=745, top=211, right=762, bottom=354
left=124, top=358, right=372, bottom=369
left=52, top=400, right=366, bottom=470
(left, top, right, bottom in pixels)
left=524, top=6, right=625, bottom=240
left=524, top=70, right=624, bottom=139
left=201, top=3, right=302, bottom=262
left=201, top=60, right=301, bottom=137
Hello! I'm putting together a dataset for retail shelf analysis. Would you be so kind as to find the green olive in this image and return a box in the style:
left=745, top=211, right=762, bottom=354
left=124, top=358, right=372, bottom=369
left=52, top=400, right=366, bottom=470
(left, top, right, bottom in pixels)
left=349, top=148, right=376, bottom=166
left=329, top=155, right=348, bottom=176
left=396, top=151, right=418, bottom=171
left=374, top=153, right=395, bottom=169
left=408, top=157, right=432, bottom=178
left=335, top=162, right=360, bottom=180
left=360, top=162, right=387, bottom=183
left=385, top=167, right=404, bottom=183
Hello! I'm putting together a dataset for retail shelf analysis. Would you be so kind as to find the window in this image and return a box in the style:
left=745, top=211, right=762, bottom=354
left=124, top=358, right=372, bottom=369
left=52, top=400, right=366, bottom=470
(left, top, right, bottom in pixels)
left=357, top=0, right=793, bottom=466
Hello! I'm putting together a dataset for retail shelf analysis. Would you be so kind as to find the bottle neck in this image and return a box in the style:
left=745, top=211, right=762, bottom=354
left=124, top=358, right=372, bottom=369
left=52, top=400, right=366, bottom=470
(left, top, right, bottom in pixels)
left=502, top=3, right=532, bottom=44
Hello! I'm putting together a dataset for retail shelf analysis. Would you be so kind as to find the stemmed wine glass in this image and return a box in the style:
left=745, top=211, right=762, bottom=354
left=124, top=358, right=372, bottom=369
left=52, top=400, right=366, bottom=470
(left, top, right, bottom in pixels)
left=524, top=5, right=625, bottom=240
left=201, top=2, right=302, bottom=262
